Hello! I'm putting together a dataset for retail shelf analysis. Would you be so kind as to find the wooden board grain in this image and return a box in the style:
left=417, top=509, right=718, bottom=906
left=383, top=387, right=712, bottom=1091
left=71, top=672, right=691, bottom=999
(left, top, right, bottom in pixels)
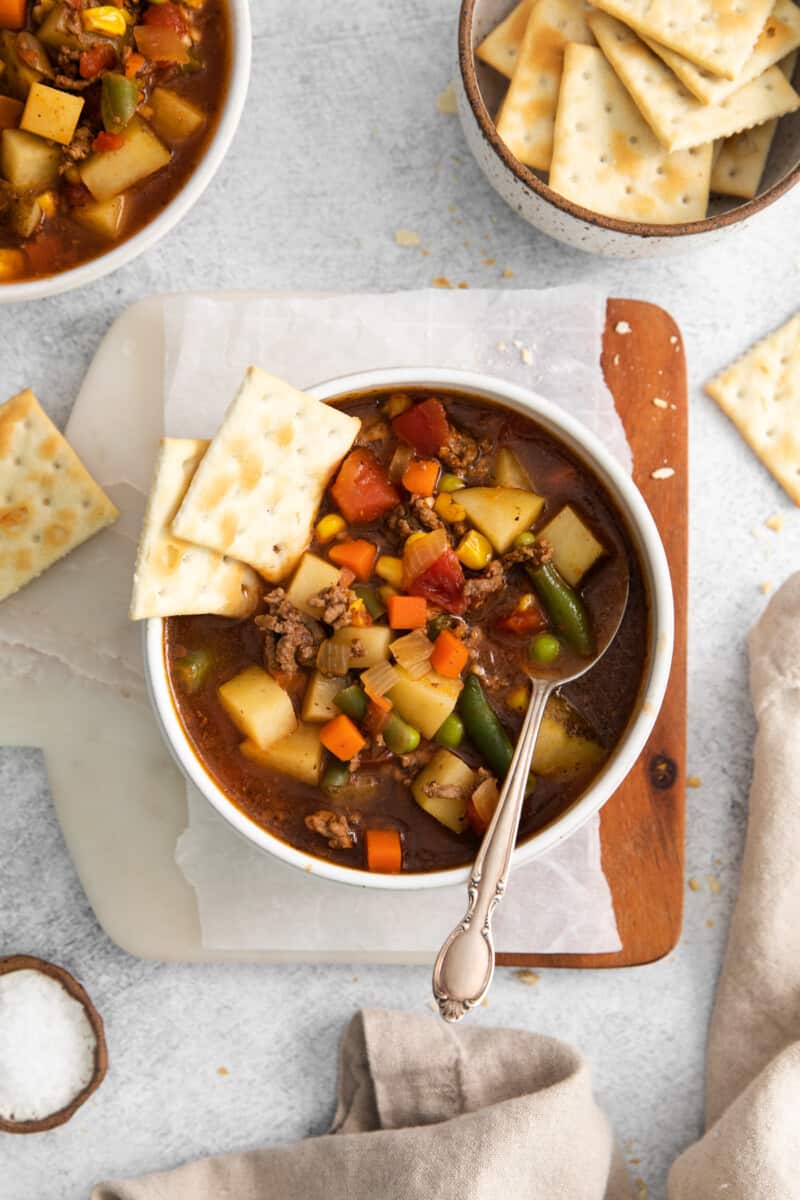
left=498, top=299, right=688, bottom=970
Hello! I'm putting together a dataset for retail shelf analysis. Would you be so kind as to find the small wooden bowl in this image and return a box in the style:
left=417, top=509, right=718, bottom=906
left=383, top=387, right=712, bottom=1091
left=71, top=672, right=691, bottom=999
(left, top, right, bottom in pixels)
left=0, top=955, right=108, bottom=1135
left=457, top=0, right=800, bottom=258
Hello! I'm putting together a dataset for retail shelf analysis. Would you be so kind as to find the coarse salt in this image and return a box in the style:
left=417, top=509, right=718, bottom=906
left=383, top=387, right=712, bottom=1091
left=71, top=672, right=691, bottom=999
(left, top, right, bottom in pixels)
left=0, top=969, right=96, bottom=1122
left=615, top=321, right=632, bottom=334
left=394, top=229, right=421, bottom=248
left=651, top=467, right=675, bottom=479
left=652, top=397, right=668, bottom=409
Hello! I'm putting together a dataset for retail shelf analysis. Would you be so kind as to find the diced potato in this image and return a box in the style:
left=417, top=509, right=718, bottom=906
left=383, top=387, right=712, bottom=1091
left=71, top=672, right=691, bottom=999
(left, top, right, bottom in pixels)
left=532, top=697, right=606, bottom=777
left=456, top=487, right=545, bottom=554
left=331, top=624, right=392, bottom=668
left=0, top=95, right=23, bottom=130
left=9, top=194, right=41, bottom=237
left=286, top=552, right=341, bottom=617
left=388, top=665, right=462, bottom=739
left=79, top=116, right=170, bottom=202
left=21, top=82, right=83, bottom=146
left=218, top=665, right=297, bottom=751
left=412, top=749, right=475, bottom=834
left=492, top=447, right=532, bottom=490
left=301, top=670, right=346, bottom=723
left=73, top=194, right=128, bottom=241
left=0, top=31, right=46, bottom=99
left=0, top=127, right=60, bottom=190
left=149, top=86, right=205, bottom=143
left=538, top=505, right=606, bottom=587
left=240, top=723, right=323, bottom=787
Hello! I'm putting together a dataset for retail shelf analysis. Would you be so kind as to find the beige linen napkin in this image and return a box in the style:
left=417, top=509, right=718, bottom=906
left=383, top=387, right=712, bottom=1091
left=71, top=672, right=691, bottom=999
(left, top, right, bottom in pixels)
left=92, top=576, right=800, bottom=1200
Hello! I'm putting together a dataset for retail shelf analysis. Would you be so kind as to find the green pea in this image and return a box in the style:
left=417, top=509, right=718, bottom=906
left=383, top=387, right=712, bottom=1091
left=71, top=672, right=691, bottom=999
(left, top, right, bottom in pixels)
left=529, top=633, right=561, bottom=665
left=435, top=713, right=464, bottom=749
left=173, top=648, right=213, bottom=694
left=383, top=714, right=421, bottom=755
left=438, top=473, right=465, bottom=493
left=513, top=530, right=536, bottom=548
left=334, top=685, right=367, bottom=722
left=323, top=763, right=350, bottom=793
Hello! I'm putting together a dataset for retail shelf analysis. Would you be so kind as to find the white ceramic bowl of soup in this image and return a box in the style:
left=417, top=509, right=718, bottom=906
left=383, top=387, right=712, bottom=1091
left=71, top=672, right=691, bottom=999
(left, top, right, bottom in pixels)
left=0, top=0, right=251, bottom=304
left=144, top=366, right=674, bottom=890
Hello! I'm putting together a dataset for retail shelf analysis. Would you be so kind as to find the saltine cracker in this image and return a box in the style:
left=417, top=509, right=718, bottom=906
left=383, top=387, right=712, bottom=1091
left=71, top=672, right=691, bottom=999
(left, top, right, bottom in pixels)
left=711, top=51, right=798, bottom=199
left=549, top=44, right=712, bottom=223
left=172, top=368, right=361, bottom=581
left=706, top=314, right=800, bottom=505
left=590, top=12, right=800, bottom=154
left=475, top=0, right=534, bottom=80
left=0, top=389, right=118, bottom=602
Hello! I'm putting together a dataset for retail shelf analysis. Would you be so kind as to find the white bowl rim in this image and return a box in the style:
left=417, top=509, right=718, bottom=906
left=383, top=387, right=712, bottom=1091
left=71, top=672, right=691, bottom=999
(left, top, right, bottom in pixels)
left=145, top=365, right=675, bottom=891
left=0, top=0, right=251, bottom=304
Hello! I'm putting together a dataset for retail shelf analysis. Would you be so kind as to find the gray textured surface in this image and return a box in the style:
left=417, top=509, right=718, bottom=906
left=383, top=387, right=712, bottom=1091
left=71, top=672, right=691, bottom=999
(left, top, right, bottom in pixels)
left=1, top=1, right=799, bottom=1196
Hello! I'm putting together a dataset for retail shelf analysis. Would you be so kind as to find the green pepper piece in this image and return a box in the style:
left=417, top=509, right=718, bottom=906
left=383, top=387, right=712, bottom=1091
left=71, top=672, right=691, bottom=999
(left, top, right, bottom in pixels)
left=435, top=713, right=464, bottom=749
left=527, top=562, right=593, bottom=656
left=322, top=762, right=350, bottom=793
left=383, top=713, right=421, bottom=755
left=353, top=583, right=385, bottom=619
left=458, top=674, right=514, bottom=779
left=334, top=684, right=367, bottom=722
left=173, top=648, right=213, bottom=694
left=101, top=72, right=139, bottom=133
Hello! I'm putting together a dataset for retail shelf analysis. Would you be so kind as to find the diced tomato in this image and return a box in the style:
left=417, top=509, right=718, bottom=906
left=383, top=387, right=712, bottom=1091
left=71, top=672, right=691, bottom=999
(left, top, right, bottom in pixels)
left=330, top=448, right=401, bottom=525
left=391, top=398, right=449, bottom=457
left=79, top=42, right=117, bottom=80
left=143, top=1, right=188, bottom=34
left=24, top=233, right=63, bottom=276
left=495, top=598, right=547, bottom=637
left=93, top=130, right=125, bottom=153
left=408, top=548, right=466, bottom=615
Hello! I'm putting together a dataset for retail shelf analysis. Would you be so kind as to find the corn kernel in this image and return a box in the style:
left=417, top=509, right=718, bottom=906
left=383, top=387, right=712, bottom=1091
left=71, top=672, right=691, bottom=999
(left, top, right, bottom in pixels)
left=434, top=492, right=466, bottom=524
left=315, top=512, right=346, bottom=543
left=36, top=190, right=57, bottom=219
left=405, top=531, right=426, bottom=548
left=456, top=529, right=493, bottom=570
left=347, top=598, right=371, bottom=627
left=384, top=392, right=412, bottom=419
left=82, top=6, right=128, bottom=35
left=376, top=555, right=403, bottom=588
left=0, top=249, right=25, bottom=281
left=506, top=685, right=530, bottom=715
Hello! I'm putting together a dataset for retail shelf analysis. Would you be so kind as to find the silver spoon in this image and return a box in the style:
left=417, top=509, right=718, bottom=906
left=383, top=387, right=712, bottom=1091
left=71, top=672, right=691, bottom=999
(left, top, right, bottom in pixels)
left=432, top=569, right=630, bottom=1022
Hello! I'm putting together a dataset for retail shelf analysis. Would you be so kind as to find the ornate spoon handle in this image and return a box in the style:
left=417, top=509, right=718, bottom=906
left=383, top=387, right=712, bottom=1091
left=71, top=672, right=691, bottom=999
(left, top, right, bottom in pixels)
left=432, top=678, right=553, bottom=1022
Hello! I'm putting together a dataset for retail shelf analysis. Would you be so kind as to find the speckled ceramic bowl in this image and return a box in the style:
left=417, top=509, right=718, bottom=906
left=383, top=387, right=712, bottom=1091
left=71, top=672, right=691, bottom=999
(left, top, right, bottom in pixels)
left=457, top=0, right=800, bottom=258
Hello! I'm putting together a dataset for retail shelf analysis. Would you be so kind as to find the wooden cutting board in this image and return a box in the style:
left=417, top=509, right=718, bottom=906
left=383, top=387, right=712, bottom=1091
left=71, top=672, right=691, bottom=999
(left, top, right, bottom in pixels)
left=500, top=298, right=688, bottom=969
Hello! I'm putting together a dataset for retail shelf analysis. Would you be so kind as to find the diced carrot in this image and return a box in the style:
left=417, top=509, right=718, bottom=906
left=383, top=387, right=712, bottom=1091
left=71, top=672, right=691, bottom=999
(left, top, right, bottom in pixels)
left=365, top=828, right=403, bottom=874
left=328, top=538, right=377, bottom=582
left=430, top=629, right=469, bottom=678
left=319, top=714, right=366, bottom=761
left=124, top=52, right=146, bottom=79
left=364, top=688, right=392, bottom=713
left=387, top=594, right=427, bottom=629
left=401, top=458, right=440, bottom=497
left=0, top=0, right=26, bottom=30
left=93, top=131, right=125, bottom=153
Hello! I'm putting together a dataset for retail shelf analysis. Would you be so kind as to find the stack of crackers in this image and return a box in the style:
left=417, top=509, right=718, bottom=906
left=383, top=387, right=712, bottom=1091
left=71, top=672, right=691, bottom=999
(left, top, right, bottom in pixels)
left=477, top=0, right=800, bottom=223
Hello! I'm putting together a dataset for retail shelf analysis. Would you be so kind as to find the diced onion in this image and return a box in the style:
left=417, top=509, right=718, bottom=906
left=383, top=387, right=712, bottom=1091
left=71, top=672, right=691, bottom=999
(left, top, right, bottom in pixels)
left=361, top=660, right=400, bottom=698
left=388, top=443, right=414, bottom=482
left=316, top=639, right=351, bottom=676
left=403, top=527, right=448, bottom=584
left=391, top=629, right=434, bottom=676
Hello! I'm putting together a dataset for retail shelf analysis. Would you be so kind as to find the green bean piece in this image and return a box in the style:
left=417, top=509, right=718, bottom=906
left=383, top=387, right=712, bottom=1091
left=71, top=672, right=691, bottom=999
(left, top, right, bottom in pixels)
left=527, top=562, right=593, bottom=656
left=173, top=648, right=213, bottom=694
left=334, top=684, right=367, bottom=722
left=529, top=632, right=561, bottom=665
left=438, top=473, right=465, bottom=493
left=458, top=674, right=514, bottom=779
left=383, top=714, right=421, bottom=755
left=513, top=530, right=536, bottom=548
left=322, top=763, right=350, bottom=793
left=101, top=73, right=139, bottom=133
left=435, top=713, right=464, bottom=749
left=353, top=583, right=385, bottom=619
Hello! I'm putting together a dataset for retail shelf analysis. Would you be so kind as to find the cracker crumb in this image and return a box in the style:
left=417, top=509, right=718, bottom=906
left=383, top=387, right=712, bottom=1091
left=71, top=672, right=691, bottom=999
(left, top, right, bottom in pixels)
left=497, top=341, right=507, bottom=352
left=636, top=1179, right=648, bottom=1199
left=652, top=397, right=669, bottom=409
left=651, top=467, right=675, bottom=480
left=483, top=257, right=496, bottom=266
left=436, top=82, right=458, bottom=115
left=394, top=229, right=421, bottom=247
left=688, top=877, right=701, bottom=892
left=421, top=248, right=430, bottom=257
left=480, top=997, right=489, bottom=1008
left=629, top=1157, right=641, bottom=1165
left=514, top=969, right=540, bottom=986
left=217, top=1067, right=229, bottom=1077
left=687, top=775, right=702, bottom=788
left=520, top=347, right=533, bottom=365
left=448, top=204, right=457, bottom=214
left=351, top=976, right=359, bottom=983
left=457, top=281, right=469, bottom=289
left=433, top=276, right=453, bottom=289
left=502, top=267, right=515, bottom=278
left=760, top=581, right=773, bottom=595
left=707, top=874, right=721, bottom=895
left=765, top=513, right=783, bottom=532
left=706, top=919, right=715, bottom=929
left=615, top=320, right=632, bottom=334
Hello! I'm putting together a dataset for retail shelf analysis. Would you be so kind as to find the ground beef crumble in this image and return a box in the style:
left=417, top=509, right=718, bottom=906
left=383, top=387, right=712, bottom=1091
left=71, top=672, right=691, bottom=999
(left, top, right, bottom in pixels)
left=438, top=426, right=491, bottom=477
left=502, top=539, right=553, bottom=569
left=304, top=810, right=357, bottom=850
left=386, top=497, right=445, bottom=542
left=255, top=589, right=323, bottom=674
left=464, top=560, right=505, bottom=609
left=307, top=581, right=360, bottom=629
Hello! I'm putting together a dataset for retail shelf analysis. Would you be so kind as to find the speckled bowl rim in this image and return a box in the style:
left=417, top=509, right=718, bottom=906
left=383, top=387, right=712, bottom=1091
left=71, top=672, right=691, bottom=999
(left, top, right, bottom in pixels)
left=0, top=955, right=108, bottom=1134
left=458, top=0, right=800, bottom=240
